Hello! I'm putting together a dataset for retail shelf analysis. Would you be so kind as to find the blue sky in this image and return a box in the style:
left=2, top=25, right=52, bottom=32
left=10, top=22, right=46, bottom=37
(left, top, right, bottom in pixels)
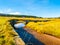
left=0, top=0, right=60, bottom=17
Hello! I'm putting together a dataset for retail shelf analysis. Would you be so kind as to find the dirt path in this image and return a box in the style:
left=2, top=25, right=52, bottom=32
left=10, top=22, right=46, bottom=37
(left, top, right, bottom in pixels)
left=24, top=28, right=60, bottom=45
left=14, top=36, right=25, bottom=45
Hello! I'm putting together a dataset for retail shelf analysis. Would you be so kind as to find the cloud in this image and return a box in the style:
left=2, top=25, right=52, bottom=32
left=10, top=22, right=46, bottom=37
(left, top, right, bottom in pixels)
left=9, top=12, right=21, bottom=15
left=0, top=8, right=21, bottom=15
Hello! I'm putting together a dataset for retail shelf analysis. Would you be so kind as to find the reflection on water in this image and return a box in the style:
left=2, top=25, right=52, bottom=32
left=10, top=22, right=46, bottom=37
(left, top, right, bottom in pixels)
left=9, top=20, right=44, bottom=45
left=15, top=28, right=44, bottom=45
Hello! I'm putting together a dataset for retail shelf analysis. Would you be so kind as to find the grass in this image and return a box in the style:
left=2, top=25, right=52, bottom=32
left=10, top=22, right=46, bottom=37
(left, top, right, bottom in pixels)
left=26, top=19, right=60, bottom=38
left=0, top=17, right=18, bottom=45
left=0, top=16, right=60, bottom=45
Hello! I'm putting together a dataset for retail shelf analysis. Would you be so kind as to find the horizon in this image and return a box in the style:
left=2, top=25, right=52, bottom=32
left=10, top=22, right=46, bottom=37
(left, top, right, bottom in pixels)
left=0, top=13, right=60, bottom=18
left=0, top=0, right=60, bottom=17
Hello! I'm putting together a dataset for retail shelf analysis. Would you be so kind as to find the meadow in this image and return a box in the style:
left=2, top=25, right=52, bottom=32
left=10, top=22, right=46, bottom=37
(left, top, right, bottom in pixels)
left=0, top=16, right=25, bottom=45
left=0, top=15, right=60, bottom=45
left=25, top=18, right=60, bottom=38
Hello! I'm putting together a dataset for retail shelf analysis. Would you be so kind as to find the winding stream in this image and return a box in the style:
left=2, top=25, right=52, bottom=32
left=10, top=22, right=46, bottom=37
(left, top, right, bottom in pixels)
left=15, top=28, right=44, bottom=45
left=9, top=20, right=44, bottom=45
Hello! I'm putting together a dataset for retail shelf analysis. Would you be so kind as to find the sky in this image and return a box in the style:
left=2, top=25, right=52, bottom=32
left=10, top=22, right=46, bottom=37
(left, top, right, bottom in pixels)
left=0, top=0, right=60, bottom=17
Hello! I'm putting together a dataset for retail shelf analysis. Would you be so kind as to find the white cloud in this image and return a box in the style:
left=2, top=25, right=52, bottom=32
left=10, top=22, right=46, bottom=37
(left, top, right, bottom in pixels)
left=0, top=8, right=21, bottom=15
left=0, top=11, right=3, bottom=13
left=9, top=12, right=21, bottom=15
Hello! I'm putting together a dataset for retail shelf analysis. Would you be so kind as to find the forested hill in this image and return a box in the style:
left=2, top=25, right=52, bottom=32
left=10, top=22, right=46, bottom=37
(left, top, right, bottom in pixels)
left=0, top=13, right=42, bottom=18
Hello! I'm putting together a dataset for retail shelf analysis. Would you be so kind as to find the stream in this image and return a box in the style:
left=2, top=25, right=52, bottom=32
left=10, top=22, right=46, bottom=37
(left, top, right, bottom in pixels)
left=9, top=20, right=44, bottom=45
left=15, top=28, right=44, bottom=45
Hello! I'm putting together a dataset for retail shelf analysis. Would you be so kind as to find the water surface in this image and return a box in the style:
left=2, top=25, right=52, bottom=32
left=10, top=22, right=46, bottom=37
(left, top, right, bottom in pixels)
left=15, top=28, right=44, bottom=45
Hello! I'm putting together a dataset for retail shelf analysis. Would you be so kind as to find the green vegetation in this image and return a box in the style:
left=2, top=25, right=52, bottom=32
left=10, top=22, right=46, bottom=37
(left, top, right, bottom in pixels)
left=0, top=13, right=41, bottom=18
